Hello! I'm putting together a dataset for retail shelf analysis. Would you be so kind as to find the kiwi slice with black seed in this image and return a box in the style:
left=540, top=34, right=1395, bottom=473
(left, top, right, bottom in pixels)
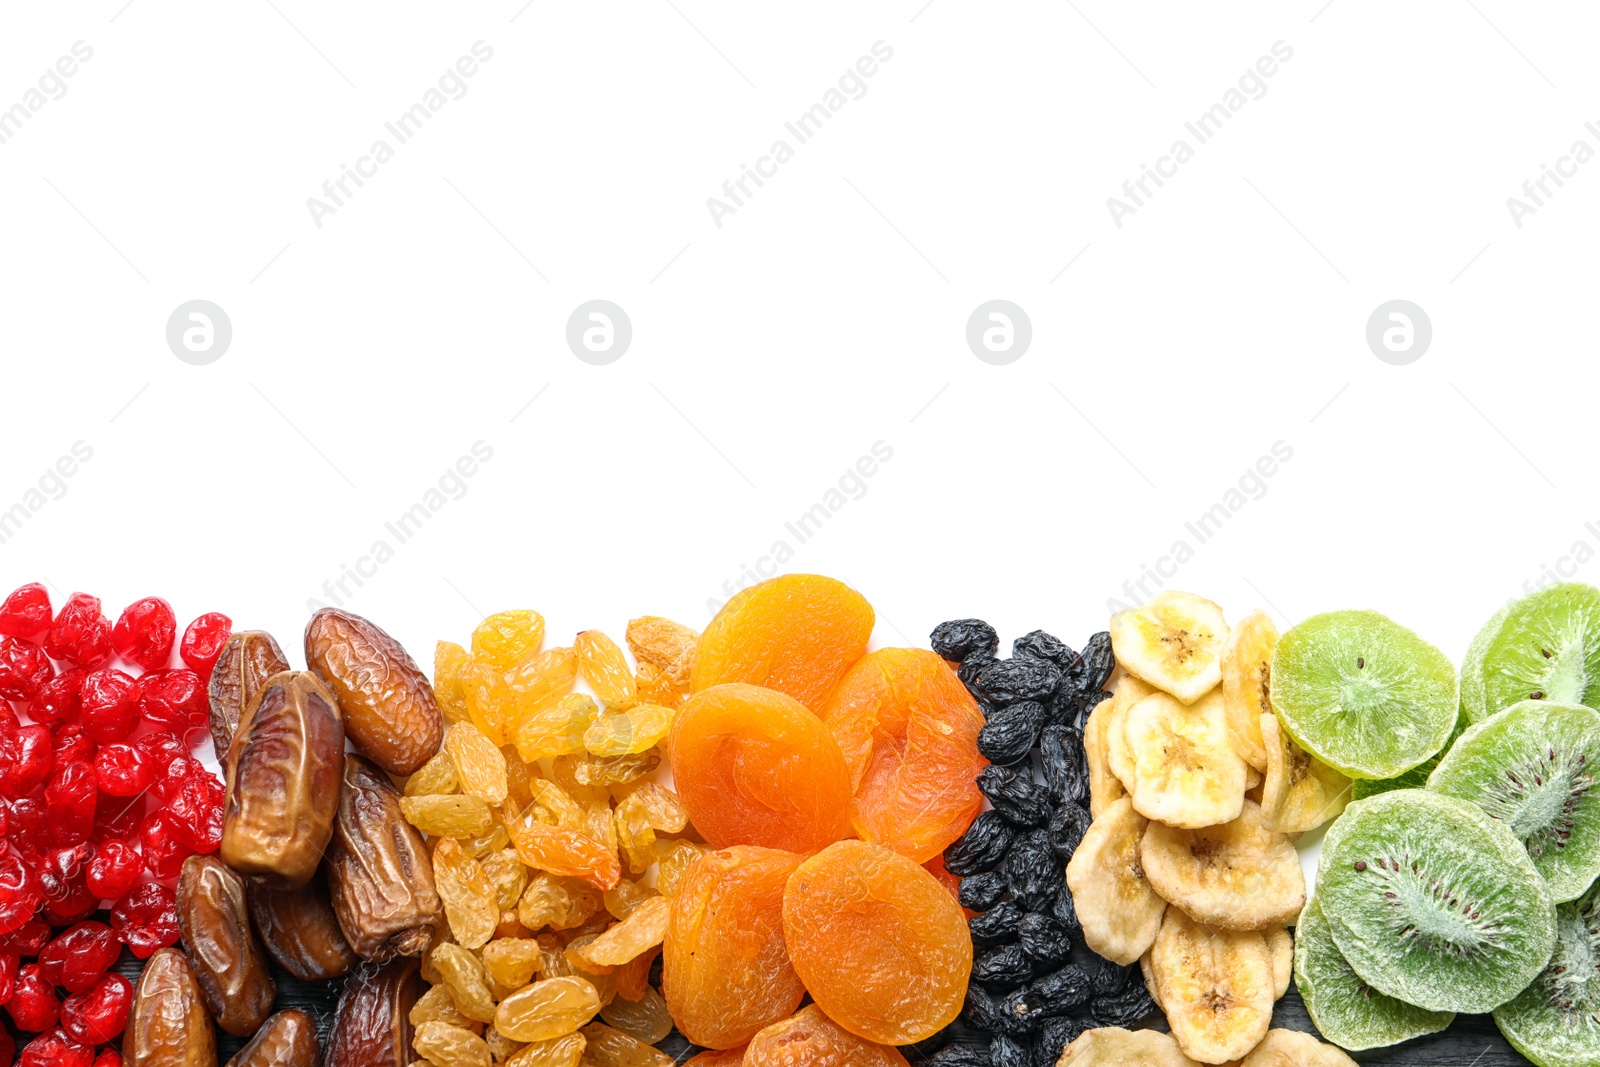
left=1317, top=789, right=1556, bottom=1014
left=1493, top=878, right=1600, bottom=1067
left=1460, top=583, right=1600, bottom=724
left=1352, top=711, right=1466, bottom=801
left=1427, top=700, right=1600, bottom=902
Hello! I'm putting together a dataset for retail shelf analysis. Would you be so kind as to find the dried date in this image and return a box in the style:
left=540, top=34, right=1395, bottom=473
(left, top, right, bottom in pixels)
left=207, top=630, right=290, bottom=766
left=249, top=867, right=357, bottom=981
left=123, top=947, right=216, bottom=1067
left=324, top=957, right=422, bottom=1067
left=224, top=1008, right=320, bottom=1067
left=305, top=608, right=443, bottom=775
left=177, top=854, right=275, bottom=1037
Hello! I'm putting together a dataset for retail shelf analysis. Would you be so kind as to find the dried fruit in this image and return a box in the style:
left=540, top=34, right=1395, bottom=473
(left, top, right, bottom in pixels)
left=0, top=584, right=52, bottom=641
left=176, top=854, right=275, bottom=1036
left=446, top=721, right=510, bottom=806
left=1139, top=800, right=1305, bottom=931
left=576, top=630, right=638, bottom=708
left=581, top=1021, right=674, bottom=1067
left=743, top=1005, right=909, bottom=1067
left=483, top=937, right=544, bottom=989
left=435, top=640, right=472, bottom=724
left=44, top=594, right=111, bottom=670
left=1258, top=712, right=1350, bottom=835
left=414, top=1020, right=493, bottom=1067
left=248, top=870, right=358, bottom=981
left=324, top=957, right=422, bottom=1067
left=434, top=836, right=501, bottom=950
left=59, top=971, right=131, bottom=1045
left=942, top=811, right=1013, bottom=877
left=79, top=667, right=140, bottom=743
left=86, top=840, right=141, bottom=901
left=1109, top=591, right=1228, bottom=704
left=505, top=1032, right=587, bottom=1067
left=110, top=597, right=176, bottom=672
left=1149, top=908, right=1273, bottom=1063
left=626, top=616, right=697, bottom=684
left=473, top=610, right=547, bottom=670
left=513, top=690, right=593, bottom=763
left=179, top=612, right=232, bottom=678
left=930, top=619, right=999, bottom=663
left=494, top=975, right=602, bottom=1042
left=600, top=985, right=672, bottom=1045
left=1058, top=1027, right=1194, bottom=1066
left=401, top=794, right=493, bottom=838
left=586, top=704, right=673, bottom=757
left=570, top=896, right=669, bottom=968
left=123, top=948, right=216, bottom=1067
left=207, top=630, right=291, bottom=763
left=9, top=963, right=58, bottom=1031
left=111, top=882, right=180, bottom=959
left=223, top=1009, right=321, bottom=1067
left=305, top=607, right=443, bottom=775
left=1063, top=797, right=1164, bottom=966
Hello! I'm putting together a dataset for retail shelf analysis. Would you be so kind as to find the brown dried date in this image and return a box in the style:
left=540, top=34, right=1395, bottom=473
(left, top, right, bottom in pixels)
left=177, top=854, right=275, bottom=1037
left=249, top=866, right=358, bottom=981
left=328, top=754, right=444, bottom=961
left=124, top=947, right=217, bottom=1067
left=324, top=957, right=422, bottom=1067
left=224, top=1008, right=321, bottom=1067
left=208, top=630, right=291, bottom=765
left=221, top=670, right=345, bottom=887
left=305, top=607, right=443, bottom=775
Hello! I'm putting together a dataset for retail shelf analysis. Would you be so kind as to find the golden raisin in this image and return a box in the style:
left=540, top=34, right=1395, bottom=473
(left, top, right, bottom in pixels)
left=572, top=751, right=660, bottom=787
left=407, top=750, right=461, bottom=797
left=506, top=811, right=622, bottom=891
left=434, top=837, right=501, bottom=950
left=506, top=648, right=579, bottom=724
left=480, top=849, right=530, bottom=912
left=580, top=1022, right=674, bottom=1067
left=600, top=985, right=673, bottom=1045
left=482, top=938, right=544, bottom=990
left=515, top=694, right=597, bottom=764
left=575, top=631, right=638, bottom=708
left=494, top=975, right=602, bottom=1042
left=625, top=617, right=697, bottom=688
left=518, top=874, right=603, bottom=933
left=654, top=840, right=708, bottom=897
left=446, top=722, right=510, bottom=806
left=430, top=941, right=499, bottom=1024
left=569, top=897, right=669, bottom=968
left=505, top=1032, right=587, bottom=1067
left=472, top=610, right=547, bottom=671
left=612, top=947, right=657, bottom=1002
left=603, top=879, right=657, bottom=921
left=401, top=795, right=493, bottom=839
left=585, top=705, right=673, bottom=757
left=414, top=1021, right=492, bottom=1067
left=436, top=641, right=473, bottom=725
left=410, top=984, right=479, bottom=1031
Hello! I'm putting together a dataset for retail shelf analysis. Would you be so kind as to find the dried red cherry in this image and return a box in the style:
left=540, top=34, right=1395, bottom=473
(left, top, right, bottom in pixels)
left=178, top=612, right=231, bottom=680
left=8, top=964, right=58, bottom=1032
left=79, top=669, right=140, bottom=745
left=139, top=810, right=191, bottom=880
left=0, top=845, right=40, bottom=936
left=39, top=922, right=120, bottom=994
left=110, top=882, right=179, bottom=958
left=43, top=596, right=111, bottom=670
left=110, top=597, right=175, bottom=673
left=0, top=952, right=17, bottom=1004
left=136, top=667, right=206, bottom=730
left=90, top=1048, right=118, bottom=1067
left=0, top=586, right=51, bottom=642
left=27, top=668, right=83, bottom=727
left=50, top=727, right=93, bottom=770
left=0, top=725, right=52, bottom=800
left=5, top=798, right=46, bottom=861
left=0, top=921, right=50, bottom=958
left=85, top=840, right=141, bottom=901
left=45, top=762, right=96, bottom=847
left=18, top=1028, right=90, bottom=1067
left=59, top=971, right=131, bottom=1045
left=92, top=744, right=149, bottom=798
left=133, top=730, right=185, bottom=778
left=91, top=796, right=138, bottom=844
left=166, top=769, right=224, bottom=854
left=0, top=639, right=51, bottom=703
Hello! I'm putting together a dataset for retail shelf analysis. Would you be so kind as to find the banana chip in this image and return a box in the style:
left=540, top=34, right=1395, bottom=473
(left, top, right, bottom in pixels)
left=1104, top=674, right=1153, bottom=794
left=1110, top=590, right=1229, bottom=705
left=1140, top=946, right=1163, bottom=1009
left=1221, top=610, right=1277, bottom=772
left=1064, top=797, right=1166, bottom=965
left=1060, top=1027, right=1200, bottom=1066
left=1084, top=696, right=1127, bottom=818
left=1259, top=713, right=1351, bottom=834
left=1123, top=690, right=1247, bottom=829
left=1151, top=908, right=1275, bottom=1064
left=1235, top=1028, right=1359, bottom=1066
left=1265, top=925, right=1292, bottom=1000
left=1140, top=800, right=1305, bottom=931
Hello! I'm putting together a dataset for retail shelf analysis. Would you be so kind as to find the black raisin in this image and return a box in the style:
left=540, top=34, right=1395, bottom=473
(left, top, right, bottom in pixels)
left=962, top=984, right=1002, bottom=1031
left=976, top=766, right=1050, bottom=827
left=1032, top=1017, right=1089, bottom=1067
left=990, top=1033, right=1029, bottom=1067
left=969, top=901, right=1024, bottom=947
left=1081, top=953, right=1133, bottom=997
left=1050, top=686, right=1111, bottom=729
left=1017, top=912, right=1074, bottom=969
left=976, top=658, right=1062, bottom=706
left=958, top=649, right=998, bottom=691
left=1012, top=631, right=1076, bottom=669
left=1039, top=725, right=1089, bottom=808
left=958, top=871, right=1009, bottom=912
left=1025, top=963, right=1092, bottom=1016
left=1049, top=888, right=1080, bottom=935
left=972, top=944, right=1034, bottom=990
left=945, top=811, right=1015, bottom=876
left=929, top=1044, right=990, bottom=1067
left=1089, top=981, right=1158, bottom=1028
left=997, top=988, right=1043, bottom=1036
left=1072, top=631, right=1114, bottom=692
left=1001, top=830, right=1057, bottom=911
left=932, top=619, right=999, bottom=662
left=1046, top=803, right=1091, bottom=860
left=977, top=702, right=1047, bottom=766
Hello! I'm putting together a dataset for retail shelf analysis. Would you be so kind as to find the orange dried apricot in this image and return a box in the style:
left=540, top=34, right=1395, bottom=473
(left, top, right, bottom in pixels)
left=923, top=855, right=976, bottom=920
left=781, top=840, right=971, bottom=1045
left=663, top=846, right=807, bottom=1050
left=820, top=648, right=986, bottom=863
left=692, top=575, right=874, bottom=712
left=744, top=1005, right=908, bottom=1067
left=668, top=684, right=852, bottom=852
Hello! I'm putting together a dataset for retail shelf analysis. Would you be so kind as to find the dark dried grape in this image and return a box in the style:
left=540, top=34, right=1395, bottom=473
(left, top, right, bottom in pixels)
left=1071, top=632, right=1114, bottom=693
left=990, top=1033, right=1028, bottom=1067
left=968, top=901, right=1023, bottom=947
left=1017, top=913, right=1073, bottom=969
left=996, top=987, right=1041, bottom=1037
left=972, top=944, right=1033, bottom=990
left=1032, top=1017, right=1089, bottom=1067
left=931, top=620, right=999, bottom=662
left=962, top=985, right=1002, bottom=1031
left=929, top=1043, right=989, bottom=1067
left=1090, top=981, right=1158, bottom=1028
left=976, top=702, right=1046, bottom=766
left=975, top=658, right=1061, bottom=706
left=1081, top=953, right=1132, bottom=997
left=1040, top=726, right=1089, bottom=808
left=1001, top=831, right=1056, bottom=911
left=1011, top=631, right=1076, bottom=669
left=944, top=811, right=1014, bottom=876
left=1049, top=887, right=1080, bottom=934
left=1049, top=686, right=1109, bottom=729
left=976, top=766, right=1049, bottom=827
left=1028, top=964, right=1091, bottom=1015
left=957, top=650, right=997, bottom=690
left=958, top=871, right=1008, bottom=912
left=1046, top=803, right=1091, bottom=860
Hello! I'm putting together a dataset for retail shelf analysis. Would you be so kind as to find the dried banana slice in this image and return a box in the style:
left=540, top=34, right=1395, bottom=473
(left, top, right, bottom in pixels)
left=1140, top=946, right=1163, bottom=1009
left=1222, top=611, right=1277, bottom=772
left=1140, top=800, right=1305, bottom=931
left=1084, top=696, right=1126, bottom=818
left=1151, top=908, right=1275, bottom=1064
left=1259, top=713, right=1351, bottom=834
left=1264, top=925, right=1292, bottom=1001
left=1123, top=690, right=1247, bottom=829
left=1104, top=674, right=1153, bottom=795
left=1064, top=797, right=1166, bottom=965
left=1060, top=1027, right=1200, bottom=1066
left=1110, top=591, right=1229, bottom=705
left=1236, top=1028, right=1358, bottom=1066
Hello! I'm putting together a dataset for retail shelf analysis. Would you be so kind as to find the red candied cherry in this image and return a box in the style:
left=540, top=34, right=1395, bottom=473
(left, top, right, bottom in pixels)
left=0, top=585, right=51, bottom=642
left=0, top=920, right=49, bottom=958
left=0, top=639, right=52, bottom=703
left=27, top=667, right=84, bottom=727
left=0, top=951, right=16, bottom=1005
left=7, top=964, right=57, bottom=1032
left=91, top=795, right=138, bottom=843
left=42, top=882, right=96, bottom=927
left=0, top=844, right=40, bottom=937
left=59, top=971, right=131, bottom=1045
left=166, top=768, right=224, bottom=854
left=178, top=612, right=230, bottom=680
left=135, top=667, right=206, bottom=730
left=45, top=761, right=96, bottom=847
left=0, top=725, right=53, bottom=800
left=92, top=743, right=151, bottom=798
left=38, top=922, right=119, bottom=994
left=78, top=669, right=140, bottom=745
left=132, top=730, right=185, bottom=779
left=4, top=797, right=46, bottom=863
left=91, top=1048, right=118, bottom=1067
left=37, top=845, right=94, bottom=926
left=85, top=840, right=141, bottom=901
left=43, top=595, right=111, bottom=670
left=151, top=755, right=201, bottom=803
left=109, top=597, right=175, bottom=673
left=110, top=882, right=178, bottom=959
left=138, top=810, right=191, bottom=880
left=18, top=1028, right=91, bottom=1067
left=50, top=726, right=93, bottom=770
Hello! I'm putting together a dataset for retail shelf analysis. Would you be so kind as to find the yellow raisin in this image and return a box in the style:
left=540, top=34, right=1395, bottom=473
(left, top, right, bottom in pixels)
left=568, top=898, right=669, bottom=968
left=599, top=986, right=672, bottom=1045
left=483, top=937, right=544, bottom=990
left=505, top=1032, right=587, bottom=1067
left=414, top=1021, right=492, bottom=1067
left=493, top=976, right=602, bottom=1043
left=472, top=610, right=547, bottom=671
left=624, top=617, right=697, bottom=685
left=430, top=942, right=499, bottom=1024
left=519, top=874, right=603, bottom=932
left=486, top=1028, right=526, bottom=1063
left=528, top=779, right=587, bottom=831
left=537, top=933, right=577, bottom=979
left=611, top=948, right=656, bottom=1003
left=436, top=641, right=473, bottom=724
left=602, top=879, right=656, bottom=921
left=612, top=786, right=686, bottom=875
left=514, top=694, right=596, bottom=764
left=572, top=751, right=659, bottom=788
left=407, top=750, right=461, bottom=797
left=411, top=985, right=479, bottom=1031
left=497, top=910, right=531, bottom=941
left=434, top=837, right=501, bottom=950
left=481, top=849, right=530, bottom=912
left=504, top=746, right=536, bottom=810
left=580, top=1023, right=675, bottom=1067
left=462, top=661, right=517, bottom=747
left=563, top=933, right=615, bottom=976
left=401, top=795, right=493, bottom=839
left=465, top=823, right=512, bottom=859
left=584, top=705, right=673, bottom=758
left=575, top=631, right=637, bottom=709
left=446, top=722, right=510, bottom=806
left=632, top=661, right=687, bottom=712
left=654, top=839, right=707, bottom=897
left=506, top=648, right=579, bottom=723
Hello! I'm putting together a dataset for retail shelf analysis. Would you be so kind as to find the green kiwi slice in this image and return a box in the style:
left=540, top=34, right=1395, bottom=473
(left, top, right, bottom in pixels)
left=1352, top=711, right=1466, bottom=801
left=1294, top=897, right=1452, bottom=1050
left=1427, top=700, right=1600, bottom=902
left=1317, top=789, right=1556, bottom=1014
left=1271, top=610, right=1458, bottom=779
left=1493, top=878, right=1600, bottom=1067
left=1460, top=583, right=1600, bottom=725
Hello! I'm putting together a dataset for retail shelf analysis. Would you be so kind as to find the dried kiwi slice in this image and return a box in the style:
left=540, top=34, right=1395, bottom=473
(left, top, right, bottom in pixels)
left=1317, top=790, right=1556, bottom=1014
left=1351, top=711, right=1466, bottom=801
left=1294, top=897, right=1452, bottom=1051
left=1271, top=610, right=1457, bottom=779
left=1427, top=700, right=1600, bottom=902
left=1493, top=878, right=1600, bottom=1067
left=1461, top=583, right=1600, bottom=724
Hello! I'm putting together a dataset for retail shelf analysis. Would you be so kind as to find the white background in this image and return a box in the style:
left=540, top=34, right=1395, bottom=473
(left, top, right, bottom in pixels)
left=1, top=0, right=1596, bottom=684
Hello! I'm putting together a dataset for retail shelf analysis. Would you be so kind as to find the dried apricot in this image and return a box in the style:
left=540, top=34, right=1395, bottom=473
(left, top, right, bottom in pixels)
left=820, top=649, right=987, bottom=863
left=663, top=846, right=806, bottom=1050
left=668, top=683, right=851, bottom=852
left=781, top=840, right=970, bottom=1045
left=692, top=575, right=874, bottom=712
left=744, top=1005, right=908, bottom=1067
